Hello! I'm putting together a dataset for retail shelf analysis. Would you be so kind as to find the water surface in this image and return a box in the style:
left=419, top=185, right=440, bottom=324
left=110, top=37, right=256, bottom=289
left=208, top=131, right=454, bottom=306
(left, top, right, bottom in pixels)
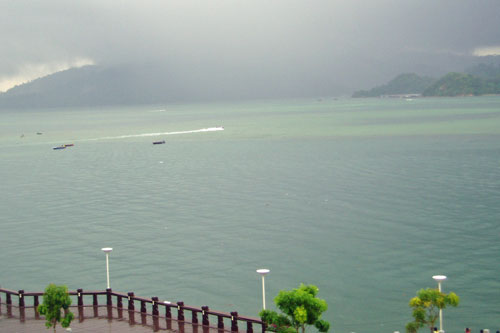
left=1, top=97, right=499, bottom=332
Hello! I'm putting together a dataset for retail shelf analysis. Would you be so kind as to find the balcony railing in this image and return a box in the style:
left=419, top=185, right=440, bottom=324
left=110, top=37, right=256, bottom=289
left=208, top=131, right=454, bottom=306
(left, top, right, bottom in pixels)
left=0, top=287, right=265, bottom=333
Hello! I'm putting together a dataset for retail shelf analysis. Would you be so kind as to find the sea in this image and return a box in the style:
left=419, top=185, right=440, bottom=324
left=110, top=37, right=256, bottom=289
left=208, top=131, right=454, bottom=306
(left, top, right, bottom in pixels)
left=1, top=96, right=499, bottom=333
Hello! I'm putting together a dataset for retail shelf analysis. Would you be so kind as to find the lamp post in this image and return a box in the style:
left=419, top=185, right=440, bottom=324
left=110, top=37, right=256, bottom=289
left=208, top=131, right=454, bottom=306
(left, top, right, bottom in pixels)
left=256, top=269, right=270, bottom=310
left=102, top=248, right=113, bottom=289
left=432, top=275, right=447, bottom=333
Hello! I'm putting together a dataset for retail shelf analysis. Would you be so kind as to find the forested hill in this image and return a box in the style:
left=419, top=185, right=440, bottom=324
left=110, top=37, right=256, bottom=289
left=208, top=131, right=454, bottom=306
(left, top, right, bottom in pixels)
left=422, top=72, right=500, bottom=96
left=352, top=73, right=436, bottom=97
left=353, top=63, right=500, bottom=97
left=422, top=63, right=500, bottom=96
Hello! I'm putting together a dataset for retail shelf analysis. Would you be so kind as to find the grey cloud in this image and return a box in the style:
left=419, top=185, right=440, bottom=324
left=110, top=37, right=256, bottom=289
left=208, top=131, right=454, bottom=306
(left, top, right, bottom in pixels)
left=1, top=0, right=500, bottom=95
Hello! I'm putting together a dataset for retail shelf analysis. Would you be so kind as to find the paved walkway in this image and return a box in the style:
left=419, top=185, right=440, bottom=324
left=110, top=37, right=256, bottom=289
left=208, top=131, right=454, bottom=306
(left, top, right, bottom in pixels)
left=0, top=314, right=157, bottom=332
left=0, top=306, right=225, bottom=333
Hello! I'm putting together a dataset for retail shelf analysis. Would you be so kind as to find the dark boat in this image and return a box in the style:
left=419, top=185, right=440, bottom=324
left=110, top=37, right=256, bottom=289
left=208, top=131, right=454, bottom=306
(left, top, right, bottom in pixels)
left=153, top=140, right=165, bottom=145
left=53, top=146, right=66, bottom=150
left=64, top=143, right=74, bottom=147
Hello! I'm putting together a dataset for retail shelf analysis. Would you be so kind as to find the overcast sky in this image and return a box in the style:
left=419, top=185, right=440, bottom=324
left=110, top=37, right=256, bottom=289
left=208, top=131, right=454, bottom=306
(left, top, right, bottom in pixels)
left=1, top=0, right=500, bottom=93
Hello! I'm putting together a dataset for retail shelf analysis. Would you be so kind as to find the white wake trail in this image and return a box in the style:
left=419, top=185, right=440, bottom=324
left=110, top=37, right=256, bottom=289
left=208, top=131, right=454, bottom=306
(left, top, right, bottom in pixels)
left=84, top=127, right=224, bottom=141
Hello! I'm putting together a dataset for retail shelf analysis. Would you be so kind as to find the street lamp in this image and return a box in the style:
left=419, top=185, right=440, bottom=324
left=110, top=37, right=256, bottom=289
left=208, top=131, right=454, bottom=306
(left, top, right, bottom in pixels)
left=256, top=269, right=270, bottom=310
left=432, top=275, right=447, bottom=333
left=102, top=248, right=113, bottom=289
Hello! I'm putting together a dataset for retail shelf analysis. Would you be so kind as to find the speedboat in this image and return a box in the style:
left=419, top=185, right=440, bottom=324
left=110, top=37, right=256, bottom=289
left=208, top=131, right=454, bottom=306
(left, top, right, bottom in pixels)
left=53, top=146, right=66, bottom=150
left=153, top=140, right=165, bottom=145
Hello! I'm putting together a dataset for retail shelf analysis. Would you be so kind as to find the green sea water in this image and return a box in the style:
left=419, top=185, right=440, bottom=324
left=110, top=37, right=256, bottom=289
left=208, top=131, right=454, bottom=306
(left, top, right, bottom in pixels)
left=1, top=97, right=500, bottom=332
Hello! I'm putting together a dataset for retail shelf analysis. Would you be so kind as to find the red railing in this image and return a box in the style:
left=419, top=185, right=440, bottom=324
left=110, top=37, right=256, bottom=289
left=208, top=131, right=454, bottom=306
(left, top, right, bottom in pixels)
left=0, top=287, right=265, bottom=333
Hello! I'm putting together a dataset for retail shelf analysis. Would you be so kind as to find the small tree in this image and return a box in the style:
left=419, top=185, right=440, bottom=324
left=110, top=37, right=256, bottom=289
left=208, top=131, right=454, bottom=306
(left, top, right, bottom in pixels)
left=260, top=284, right=330, bottom=333
left=405, top=288, right=459, bottom=333
left=38, top=284, right=74, bottom=332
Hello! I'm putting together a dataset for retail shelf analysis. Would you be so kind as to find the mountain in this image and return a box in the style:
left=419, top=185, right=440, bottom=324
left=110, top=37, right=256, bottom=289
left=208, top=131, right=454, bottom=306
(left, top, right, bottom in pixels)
left=0, top=63, right=352, bottom=109
left=352, top=73, right=436, bottom=98
left=0, top=64, right=184, bottom=109
left=422, top=72, right=500, bottom=96
left=2, top=54, right=499, bottom=108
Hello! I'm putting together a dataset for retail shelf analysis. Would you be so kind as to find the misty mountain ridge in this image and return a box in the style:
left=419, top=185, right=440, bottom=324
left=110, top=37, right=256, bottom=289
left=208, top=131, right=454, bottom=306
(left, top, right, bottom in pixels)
left=353, top=59, right=500, bottom=98
left=465, top=62, right=500, bottom=79
left=0, top=64, right=185, bottom=108
left=422, top=72, right=500, bottom=96
left=0, top=63, right=352, bottom=109
left=1, top=55, right=500, bottom=109
left=352, top=73, right=436, bottom=98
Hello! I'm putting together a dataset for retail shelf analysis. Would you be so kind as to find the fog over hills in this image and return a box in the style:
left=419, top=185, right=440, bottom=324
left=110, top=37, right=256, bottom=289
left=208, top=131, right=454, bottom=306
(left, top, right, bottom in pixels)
left=0, top=54, right=495, bottom=109
left=0, top=62, right=356, bottom=108
left=0, top=65, right=179, bottom=108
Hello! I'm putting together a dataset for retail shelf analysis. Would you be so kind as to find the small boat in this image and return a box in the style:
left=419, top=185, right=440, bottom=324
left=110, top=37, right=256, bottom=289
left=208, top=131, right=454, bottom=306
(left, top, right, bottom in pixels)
left=63, top=143, right=74, bottom=147
left=153, top=140, right=165, bottom=145
left=36, top=132, right=43, bottom=135
left=53, top=146, right=66, bottom=150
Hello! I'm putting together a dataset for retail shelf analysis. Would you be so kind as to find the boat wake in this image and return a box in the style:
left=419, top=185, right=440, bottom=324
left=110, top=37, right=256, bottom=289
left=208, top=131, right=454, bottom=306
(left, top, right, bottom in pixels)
left=85, top=127, right=224, bottom=141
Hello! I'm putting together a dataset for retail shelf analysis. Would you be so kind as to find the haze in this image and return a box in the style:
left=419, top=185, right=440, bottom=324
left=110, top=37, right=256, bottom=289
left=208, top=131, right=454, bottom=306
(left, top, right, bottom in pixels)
left=1, top=0, right=500, bottom=98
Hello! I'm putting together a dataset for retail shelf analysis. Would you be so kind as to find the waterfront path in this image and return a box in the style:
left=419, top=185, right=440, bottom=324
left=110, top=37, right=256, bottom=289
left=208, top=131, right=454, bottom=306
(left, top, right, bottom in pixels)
left=0, top=306, right=237, bottom=332
left=0, top=288, right=264, bottom=333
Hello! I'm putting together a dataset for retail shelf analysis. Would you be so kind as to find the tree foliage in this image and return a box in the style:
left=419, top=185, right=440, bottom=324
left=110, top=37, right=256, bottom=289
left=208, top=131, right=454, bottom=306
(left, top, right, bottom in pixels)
left=259, top=284, right=330, bottom=333
left=37, top=284, right=74, bottom=332
left=405, top=288, right=459, bottom=333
